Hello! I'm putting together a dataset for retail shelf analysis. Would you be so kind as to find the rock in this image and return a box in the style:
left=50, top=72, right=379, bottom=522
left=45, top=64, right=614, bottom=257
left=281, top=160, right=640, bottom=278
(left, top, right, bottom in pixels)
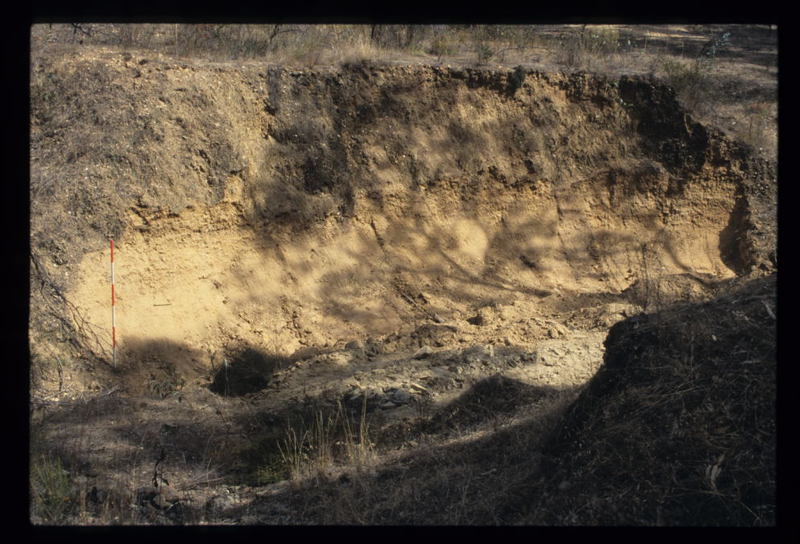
left=413, top=345, right=434, bottom=359
left=523, top=352, right=537, bottom=363
left=467, top=314, right=485, bottom=326
left=605, top=302, right=631, bottom=317
left=345, top=340, right=363, bottom=350
left=346, top=391, right=367, bottom=411
left=136, top=484, right=181, bottom=511
left=364, top=337, right=384, bottom=357
left=540, top=353, right=557, bottom=366
left=136, top=487, right=158, bottom=506
left=389, top=388, right=411, bottom=404
left=464, top=344, right=494, bottom=363
left=205, top=493, right=237, bottom=517
left=411, top=324, right=459, bottom=348
left=408, top=382, right=429, bottom=394
left=347, top=387, right=385, bottom=411
left=153, top=486, right=181, bottom=509
left=321, top=352, right=351, bottom=366
left=348, top=389, right=363, bottom=402
left=507, top=355, right=523, bottom=366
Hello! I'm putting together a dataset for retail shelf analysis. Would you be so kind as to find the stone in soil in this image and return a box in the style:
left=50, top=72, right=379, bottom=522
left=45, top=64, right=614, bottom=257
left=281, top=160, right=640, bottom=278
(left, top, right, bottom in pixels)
left=413, top=345, right=434, bottom=359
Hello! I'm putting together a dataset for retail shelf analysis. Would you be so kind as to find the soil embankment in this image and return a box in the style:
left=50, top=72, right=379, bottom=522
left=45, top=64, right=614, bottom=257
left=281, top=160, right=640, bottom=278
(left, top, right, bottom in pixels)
left=29, top=48, right=776, bottom=525
left=30, top=51, right=775, bottom=388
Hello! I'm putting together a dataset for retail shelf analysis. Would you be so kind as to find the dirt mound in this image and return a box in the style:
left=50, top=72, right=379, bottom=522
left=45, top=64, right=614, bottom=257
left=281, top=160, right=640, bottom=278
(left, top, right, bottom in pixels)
left=505, top=273, right=776, bottom=525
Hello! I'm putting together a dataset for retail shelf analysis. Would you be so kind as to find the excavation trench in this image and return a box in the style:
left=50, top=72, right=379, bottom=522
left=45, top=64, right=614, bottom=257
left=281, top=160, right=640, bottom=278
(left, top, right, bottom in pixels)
left=73, top=165, right=739, bottom=369
left=29, top=43, right=777, bottom=526
left=53, top=64, right=770, bottom=397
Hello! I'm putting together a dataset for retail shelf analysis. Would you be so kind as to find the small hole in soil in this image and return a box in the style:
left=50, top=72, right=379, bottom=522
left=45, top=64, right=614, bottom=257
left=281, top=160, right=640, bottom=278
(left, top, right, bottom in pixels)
left=209, top=347, right=287, bottom=397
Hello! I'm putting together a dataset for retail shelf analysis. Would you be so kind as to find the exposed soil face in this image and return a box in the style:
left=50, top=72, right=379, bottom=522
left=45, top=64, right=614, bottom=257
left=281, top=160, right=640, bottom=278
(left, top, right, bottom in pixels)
left=32, top=53, right=774, bottom=374
left=29, top=42, right=777, bottom=525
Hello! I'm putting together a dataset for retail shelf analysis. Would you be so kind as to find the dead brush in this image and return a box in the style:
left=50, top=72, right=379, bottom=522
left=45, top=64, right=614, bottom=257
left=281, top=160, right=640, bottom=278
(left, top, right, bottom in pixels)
left=331, top=35, right=383, bottom=67
left=30, top=249, right=108, bottom=364
left=659, top=56, right=709, bottom=93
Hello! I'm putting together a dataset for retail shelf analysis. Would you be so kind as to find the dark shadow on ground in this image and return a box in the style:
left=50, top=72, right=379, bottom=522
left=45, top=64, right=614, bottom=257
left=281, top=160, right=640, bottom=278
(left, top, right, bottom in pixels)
left=30, top=337, right=299, bottom=523
left=207, top=275, right=776, bottom=525
left=111, top=336, right=207, bottom=398
left=214, top=373, right=582, bottom=524
left=502, top=274, right=776, bottom=526
left=208, top=346, right=290, bottom=397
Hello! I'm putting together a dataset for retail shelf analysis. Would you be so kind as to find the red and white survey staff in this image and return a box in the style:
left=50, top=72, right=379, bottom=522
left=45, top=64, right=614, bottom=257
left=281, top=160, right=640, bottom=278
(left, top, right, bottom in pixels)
left=111, top=239, right=116, bottom=366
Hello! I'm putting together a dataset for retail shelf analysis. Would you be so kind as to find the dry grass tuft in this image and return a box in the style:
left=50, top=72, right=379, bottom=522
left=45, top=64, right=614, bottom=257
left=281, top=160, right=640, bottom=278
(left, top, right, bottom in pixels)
left=271, top=398, right=376, bottom=482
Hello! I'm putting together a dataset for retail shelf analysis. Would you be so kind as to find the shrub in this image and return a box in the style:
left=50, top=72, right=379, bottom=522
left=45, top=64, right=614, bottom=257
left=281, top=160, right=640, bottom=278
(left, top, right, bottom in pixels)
left=583, top=27, right=620, bottom=56
left=737, top=102, right=772, bottom=153
left=659, top=57, right=711, bottom=109
left=554, top=26, right=620, bottom=69
left=476, top=42, right=494, bottom=64
left=429, top=35, right=455, bottom=61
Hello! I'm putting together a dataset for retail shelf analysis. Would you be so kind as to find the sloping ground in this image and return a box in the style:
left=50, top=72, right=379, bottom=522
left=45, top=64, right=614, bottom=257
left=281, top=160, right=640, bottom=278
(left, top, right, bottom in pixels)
left=225, top=274, right=775, bottom=525
left=505, top=274, right=776, bottom=526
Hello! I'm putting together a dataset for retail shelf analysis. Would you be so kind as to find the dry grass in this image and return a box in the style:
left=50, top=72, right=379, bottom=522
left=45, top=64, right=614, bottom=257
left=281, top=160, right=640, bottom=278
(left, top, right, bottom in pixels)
left=277, top=398, right=375, bottom=481
left=30, top=452, right=74, bottom=524
left=242, top=376, right=583, bottom=525
left=30, top=417, right=137, bottom=524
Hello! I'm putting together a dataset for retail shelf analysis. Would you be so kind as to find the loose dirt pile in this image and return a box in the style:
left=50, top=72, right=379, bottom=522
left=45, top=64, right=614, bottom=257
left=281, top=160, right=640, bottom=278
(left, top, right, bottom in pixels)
left=29, top=43, right=777, bottom=525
